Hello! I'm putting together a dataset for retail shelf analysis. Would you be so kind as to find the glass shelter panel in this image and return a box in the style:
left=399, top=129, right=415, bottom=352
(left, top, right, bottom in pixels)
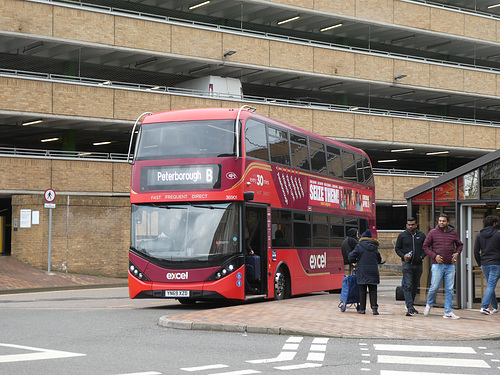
left=480, top=159, right=500, bottom=199
left=458, top=170, right=479, bottom=200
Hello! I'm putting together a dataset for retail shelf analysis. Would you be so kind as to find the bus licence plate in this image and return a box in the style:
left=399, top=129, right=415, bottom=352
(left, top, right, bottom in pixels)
left=165, top=290, right=190, bottom=297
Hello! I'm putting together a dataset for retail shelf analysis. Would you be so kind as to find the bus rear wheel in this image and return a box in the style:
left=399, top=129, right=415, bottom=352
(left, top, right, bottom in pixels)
left=274, top=268, right=289, bottom=300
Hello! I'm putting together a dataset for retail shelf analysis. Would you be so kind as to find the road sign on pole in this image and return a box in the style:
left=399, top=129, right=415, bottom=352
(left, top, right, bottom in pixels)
left=44, top=189, right=56, bottom=274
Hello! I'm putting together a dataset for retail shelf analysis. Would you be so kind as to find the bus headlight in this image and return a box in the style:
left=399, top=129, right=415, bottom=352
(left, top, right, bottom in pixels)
left=129, top=261, right=151, bottom=281
left=209, top=263, right=236, bottom=281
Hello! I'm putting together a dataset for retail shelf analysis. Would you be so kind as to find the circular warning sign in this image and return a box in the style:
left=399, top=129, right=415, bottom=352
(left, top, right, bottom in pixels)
left=44, top=189, right=56, bottom=203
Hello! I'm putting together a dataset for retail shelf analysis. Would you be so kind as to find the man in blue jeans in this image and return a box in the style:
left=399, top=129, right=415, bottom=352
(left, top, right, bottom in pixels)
left=474, top=215, right=500, bottom=315
left=423, top=214, right=463, bottom=319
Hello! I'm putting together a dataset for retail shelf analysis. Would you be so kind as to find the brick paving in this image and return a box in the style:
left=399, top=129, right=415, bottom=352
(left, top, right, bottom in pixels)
left=0, top=256, right=126, bottom=293
left=163, top=292, right=500, bottom=340
left=2, top=255, right=498, bottom=340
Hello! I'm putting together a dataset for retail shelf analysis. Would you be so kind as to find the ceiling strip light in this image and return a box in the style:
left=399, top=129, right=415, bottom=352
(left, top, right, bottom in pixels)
left=391, top=35, right=415, bottom=44
left=488, top=3, right=500, bottom=9
left=427, top=95, right=450, bottom=103
left=93, top=141, right=112, bottom=146
left=319, top=82, right=342, bottom=90
left=277, top=16, right=300, bottom=25
left=378, top=159, right=397, bottom=163
left=391, top=148, right=414, bottom=152
left=391, top=91, right=414, bottom=99
left=426, top=151, right=449, bottom=156
left=23, top=119, right=43, bottom=126
left=277, top=77, right=300, bottom=86
left=189, top=1, right=210, bottom=10
left=320, top=23, right=342, bottom=32
left=41, top=137, right=60, bottom=143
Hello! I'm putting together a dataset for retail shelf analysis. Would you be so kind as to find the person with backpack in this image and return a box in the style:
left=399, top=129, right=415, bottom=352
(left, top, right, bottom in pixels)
left=474, top=215, right=500, bottom=315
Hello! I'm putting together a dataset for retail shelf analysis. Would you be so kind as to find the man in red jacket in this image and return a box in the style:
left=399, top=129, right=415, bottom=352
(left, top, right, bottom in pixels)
left=423, top=214, right=463, bottom=319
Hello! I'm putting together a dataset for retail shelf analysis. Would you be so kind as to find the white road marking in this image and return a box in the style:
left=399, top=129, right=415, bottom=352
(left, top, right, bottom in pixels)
left=286, top=337, right=303, bottom=343
left=181, top=364, right=228, bottom=371
left=274, top=363, right=322, bottom=370
left=306, top=352, right=324, bottom=361
left=374, top=344, right=476, bottom=354
left=312, top=338, right=329, bottom=344
left=282, top=343, right=299, bottom=350
left=247, top=351, right=296, bottom=364
left=377, top=355, right=490, bottom=368
left=310, top=344, right=326, bottom=351
left=381, top=371, right=475, bottom=375
left=210, top=371, right=260, bottom=375
left=0, top=343, right=85, bottom=363
left=117, top=372, right=162, bottom=375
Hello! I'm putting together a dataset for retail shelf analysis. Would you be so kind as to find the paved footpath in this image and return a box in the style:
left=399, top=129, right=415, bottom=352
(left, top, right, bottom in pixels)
left=2, top=256, right=498, bottom=340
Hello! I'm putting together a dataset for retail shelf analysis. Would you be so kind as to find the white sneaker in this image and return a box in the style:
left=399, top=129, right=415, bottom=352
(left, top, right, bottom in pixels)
left=480, top=307, right=492, bottom=315
left=423, top=304, right=431, bottom=316
left=443, top=312, right=460, bottom=319
left=492, top=308, right=498, bottom=313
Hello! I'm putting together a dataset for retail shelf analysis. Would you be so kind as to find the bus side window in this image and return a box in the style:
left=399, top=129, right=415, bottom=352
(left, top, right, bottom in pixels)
left=326, top=146, right=343, bottom=178
left=342, top=151, right=356, bottom=181
left=362, top=157, right=374, bottom=187
left=271, top=209, right=292, bottom=248
left=245, top=119, right=269, bottom=161
left=268, top=126, right=290, bottom=166
left=356, top=154, right=364, bottom=183
left=290, top=133, right=309, bottom=170
left=310, top=139, right=327, bottom=176
left=293, top=212, right=311, bottom=247
left=312, top=214, right=329, bottom=247
left=330, top=215, right=344, bottom=247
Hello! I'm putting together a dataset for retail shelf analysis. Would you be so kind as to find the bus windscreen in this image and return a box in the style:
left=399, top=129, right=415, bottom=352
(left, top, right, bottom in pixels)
left=135, top=119, right=236, bottom=160
left=130, top=202, right=239, bottom=263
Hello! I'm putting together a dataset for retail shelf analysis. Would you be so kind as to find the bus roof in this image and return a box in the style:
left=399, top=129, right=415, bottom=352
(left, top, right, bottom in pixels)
left=141, top=107, right=370, bottom=159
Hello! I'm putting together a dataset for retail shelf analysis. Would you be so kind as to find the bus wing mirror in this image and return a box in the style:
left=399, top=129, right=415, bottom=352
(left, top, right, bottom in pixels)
left=244, top=191, right=255, bottom=201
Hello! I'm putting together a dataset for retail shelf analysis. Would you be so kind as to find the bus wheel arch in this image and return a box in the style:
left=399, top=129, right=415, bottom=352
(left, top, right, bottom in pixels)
left=274, top=263, right=291, bottom=300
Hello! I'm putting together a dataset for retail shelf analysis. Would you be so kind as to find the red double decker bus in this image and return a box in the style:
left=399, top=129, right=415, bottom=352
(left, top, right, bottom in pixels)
left=128, top=106, right=375, bottom=303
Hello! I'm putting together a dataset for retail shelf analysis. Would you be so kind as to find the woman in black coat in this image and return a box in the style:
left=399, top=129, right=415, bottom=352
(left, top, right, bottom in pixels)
left=348, top=229, right=382, bottom=315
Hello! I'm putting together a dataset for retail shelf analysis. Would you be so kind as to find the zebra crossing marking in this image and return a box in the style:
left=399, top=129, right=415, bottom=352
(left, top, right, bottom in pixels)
left=377, top=355, right=490, bottom=368
left=180, top=364, right=228, bottom=372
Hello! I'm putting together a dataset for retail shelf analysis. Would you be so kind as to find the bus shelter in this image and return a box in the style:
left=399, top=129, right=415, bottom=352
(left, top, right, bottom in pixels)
left=405, top=149, right=500, bottom=309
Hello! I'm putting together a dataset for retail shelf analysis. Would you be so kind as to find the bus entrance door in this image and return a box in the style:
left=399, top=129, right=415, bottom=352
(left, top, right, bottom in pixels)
left=244, top=205, right=267, bottom=297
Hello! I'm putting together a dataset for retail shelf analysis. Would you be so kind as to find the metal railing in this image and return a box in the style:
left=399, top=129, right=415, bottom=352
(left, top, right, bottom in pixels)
left=0, top=147, right=445, bottom=178
left=0, top=147, right=129, bottom=162
left=2, top=67, right=500, bottom=129
left=27, top=0, right=500, bottom=75
left=373, top=168, right=445, bottom=177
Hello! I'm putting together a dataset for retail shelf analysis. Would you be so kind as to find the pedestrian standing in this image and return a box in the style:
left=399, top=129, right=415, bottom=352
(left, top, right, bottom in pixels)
left=341, top=228, right=358, bottom=273
left=423, top=214, right=463, bottom=319
left=474, top=215, right=500, bottom=315
left=348, top=229, right=382, bottom=315
left=395, top=217, right=426, bottom=316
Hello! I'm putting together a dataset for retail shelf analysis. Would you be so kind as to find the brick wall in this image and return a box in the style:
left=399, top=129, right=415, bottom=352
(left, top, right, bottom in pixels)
left=11, top=194, right=130, bottom=277
left=2, top=157, right=131, bottom=277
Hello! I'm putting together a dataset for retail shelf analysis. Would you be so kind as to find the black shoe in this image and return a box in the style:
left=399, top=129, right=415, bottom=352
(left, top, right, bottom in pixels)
left=372, top=308, right=379, bottom=315
left=410, top=307, right=419, bottom=315
left=358, top=309, right=366, bottom=314
left=406, top=311, right=413, bottom=317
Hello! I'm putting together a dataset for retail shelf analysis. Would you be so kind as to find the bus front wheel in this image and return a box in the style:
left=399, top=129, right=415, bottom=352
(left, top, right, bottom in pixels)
left=274, top=267, right=289, bottom=300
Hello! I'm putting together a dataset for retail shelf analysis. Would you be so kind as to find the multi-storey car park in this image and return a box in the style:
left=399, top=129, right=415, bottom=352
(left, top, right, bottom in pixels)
left=1, top=0, right=500, bottom=280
